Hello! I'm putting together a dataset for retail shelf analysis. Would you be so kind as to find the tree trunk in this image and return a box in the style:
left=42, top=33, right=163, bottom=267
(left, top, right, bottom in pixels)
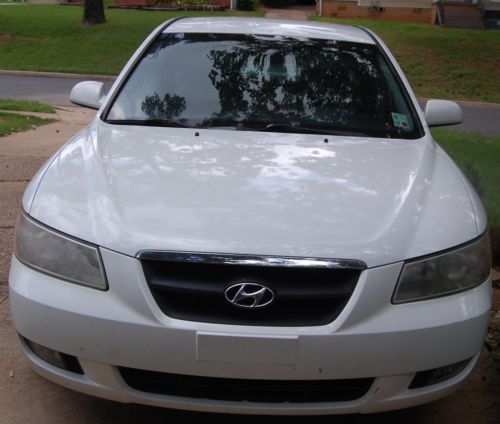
left=83, top=0, right=106, bottom=25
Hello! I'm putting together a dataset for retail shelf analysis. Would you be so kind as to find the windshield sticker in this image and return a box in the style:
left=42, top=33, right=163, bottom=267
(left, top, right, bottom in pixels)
left=391, top=112, right=411, bottom=131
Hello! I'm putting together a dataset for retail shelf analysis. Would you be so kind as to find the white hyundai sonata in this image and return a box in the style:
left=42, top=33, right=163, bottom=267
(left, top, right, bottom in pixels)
left=9, top=17, right=492, bottom=415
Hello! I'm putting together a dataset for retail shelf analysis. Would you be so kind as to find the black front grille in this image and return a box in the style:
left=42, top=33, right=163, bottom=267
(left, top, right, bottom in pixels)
left=119, top=367, right=374, bottom=403
left=141, top=257, right=361, bottom=326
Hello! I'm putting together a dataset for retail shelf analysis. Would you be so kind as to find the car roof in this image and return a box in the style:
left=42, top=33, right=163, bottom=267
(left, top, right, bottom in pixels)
left=164, top=17, right=375, bottom=45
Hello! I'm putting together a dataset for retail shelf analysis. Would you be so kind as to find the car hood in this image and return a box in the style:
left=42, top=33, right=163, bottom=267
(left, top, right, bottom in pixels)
left=28, top=120, right=479, bottom=268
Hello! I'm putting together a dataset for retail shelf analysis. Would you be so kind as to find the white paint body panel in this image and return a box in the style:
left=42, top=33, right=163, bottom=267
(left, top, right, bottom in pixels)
left=425, top=99, right=463, bottom=127
left=69, top=81, right=105, bottom=110
left=12, top=17, right=491, bottom=414
left=29, top=122, right=480, bottom=267
left=9, top=253, right=491, bottom=414
left=165, top=17, right=375, bottom=44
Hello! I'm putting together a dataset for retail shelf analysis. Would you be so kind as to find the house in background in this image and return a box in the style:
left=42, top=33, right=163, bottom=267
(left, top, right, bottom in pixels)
left=439, top=1, right=483, bottom=29
left=481, top=0, right=500, bottom=28
left=317, top=0, right=500, bottom=28
left=110, top=0, right=234, bottom=8
left=66, top=0, right=499, bottom=28
left=318, top=0, right=436, bottom=24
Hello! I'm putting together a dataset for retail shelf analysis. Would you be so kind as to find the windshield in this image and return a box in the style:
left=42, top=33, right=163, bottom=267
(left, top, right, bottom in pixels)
left=105, top=32, right=423, bottom=139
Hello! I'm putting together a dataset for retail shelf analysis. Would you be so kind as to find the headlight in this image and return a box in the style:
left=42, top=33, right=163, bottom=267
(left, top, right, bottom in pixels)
left=14, top=211, right=108, bottom=290
left=393, top=234, right=491, bottom=304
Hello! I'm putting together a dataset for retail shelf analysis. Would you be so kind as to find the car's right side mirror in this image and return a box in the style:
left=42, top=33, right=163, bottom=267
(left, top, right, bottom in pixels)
left=424, top=99, right=463, bottom=127
left=70, top=81, right=105, bottom=110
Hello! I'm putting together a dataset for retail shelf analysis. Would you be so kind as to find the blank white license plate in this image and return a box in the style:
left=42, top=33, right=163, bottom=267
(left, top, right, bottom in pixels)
left=196, top=332, right=298, bottom=365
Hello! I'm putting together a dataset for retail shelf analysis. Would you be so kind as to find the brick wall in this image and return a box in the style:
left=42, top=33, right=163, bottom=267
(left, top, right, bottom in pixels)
left=359, top=0, right=432, bottom=7
left=113, top=0, right=231, bottom=6
left=320, top=1, right=436, bottom=24
left=113, top=0, right=153, bottom=5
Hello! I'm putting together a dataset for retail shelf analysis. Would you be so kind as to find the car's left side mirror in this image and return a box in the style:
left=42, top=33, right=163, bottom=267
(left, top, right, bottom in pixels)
left=70, top=81, right=106, bottom=110
left=424, top=99, right=463, bottom=127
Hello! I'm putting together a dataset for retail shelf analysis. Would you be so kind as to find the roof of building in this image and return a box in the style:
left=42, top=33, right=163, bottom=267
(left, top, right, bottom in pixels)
left=164, top=17, right=375, bottom=45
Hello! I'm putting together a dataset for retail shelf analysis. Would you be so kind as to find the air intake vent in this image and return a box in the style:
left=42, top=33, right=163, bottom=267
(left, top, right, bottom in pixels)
left=139, top=252, right=364, bottom=326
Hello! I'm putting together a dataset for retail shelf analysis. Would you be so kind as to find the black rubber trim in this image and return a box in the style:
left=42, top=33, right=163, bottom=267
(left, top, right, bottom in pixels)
left=119, top=367, right=374, bottom=403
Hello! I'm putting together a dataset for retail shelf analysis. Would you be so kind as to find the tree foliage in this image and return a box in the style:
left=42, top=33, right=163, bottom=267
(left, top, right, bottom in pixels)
left=237, top=0, right=257, bottom=11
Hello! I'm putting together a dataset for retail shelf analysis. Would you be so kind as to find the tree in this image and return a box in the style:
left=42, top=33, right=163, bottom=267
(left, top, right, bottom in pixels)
left=83, top=0, right=106, bottom=25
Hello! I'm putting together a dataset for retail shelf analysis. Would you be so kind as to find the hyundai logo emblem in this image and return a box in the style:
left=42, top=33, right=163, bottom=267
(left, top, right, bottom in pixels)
left=224, top=282, right=274, bottom=309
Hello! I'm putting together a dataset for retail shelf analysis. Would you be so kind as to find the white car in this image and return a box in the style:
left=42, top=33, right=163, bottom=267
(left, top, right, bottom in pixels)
left=10, top=17, right=492, bottom=415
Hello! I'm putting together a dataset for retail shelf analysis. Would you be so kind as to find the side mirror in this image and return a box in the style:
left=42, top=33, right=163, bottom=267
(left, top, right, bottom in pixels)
left=70, top=81, right=105, bottom=109
left=425, top=99, right=463, bottom=127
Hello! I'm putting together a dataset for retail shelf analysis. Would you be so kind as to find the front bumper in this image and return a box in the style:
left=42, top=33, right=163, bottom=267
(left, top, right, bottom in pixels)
left=9, top=248, right=492, bottom=415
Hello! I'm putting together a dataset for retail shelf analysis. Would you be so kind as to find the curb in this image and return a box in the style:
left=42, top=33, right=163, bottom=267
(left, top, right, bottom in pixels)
left=0, top=109, right=58, bottom=119
left=0, top=69, right=116, bottom=81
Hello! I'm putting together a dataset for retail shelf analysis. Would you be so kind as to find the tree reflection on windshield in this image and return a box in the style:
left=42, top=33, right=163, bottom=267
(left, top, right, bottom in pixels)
left=108, top=33, right=420, bottom=139
left=141, top=93, right=187, bottom=122
left=204, top=37, right=389, bottom=129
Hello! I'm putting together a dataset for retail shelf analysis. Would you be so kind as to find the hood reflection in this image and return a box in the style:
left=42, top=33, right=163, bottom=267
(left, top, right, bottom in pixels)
left=29, top=122, right=478, bottom=267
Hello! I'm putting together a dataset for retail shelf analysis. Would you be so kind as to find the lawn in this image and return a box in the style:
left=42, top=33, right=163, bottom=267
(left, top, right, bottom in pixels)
left=0, top=98, right=54, bottom=113
left=311, top=16, right=500, bottom=103
left=0, top=5, right=263, bottom=75
left=1, top=6, right=498, bottom=103
left=0, top=112, right=54, bottom=137
left=433, top=128, right=500, bottom=264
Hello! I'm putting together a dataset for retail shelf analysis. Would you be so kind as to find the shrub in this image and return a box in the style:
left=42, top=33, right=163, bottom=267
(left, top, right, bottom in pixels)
left=261, top=0, right=286, bottom=5
left=262, top=0, right=314, bottom=6
left=237, top=0, right=257, bottom=11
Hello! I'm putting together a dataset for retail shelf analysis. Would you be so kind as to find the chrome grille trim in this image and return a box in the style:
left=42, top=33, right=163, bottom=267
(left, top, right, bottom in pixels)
left=135, top=250, right=367, bottom=270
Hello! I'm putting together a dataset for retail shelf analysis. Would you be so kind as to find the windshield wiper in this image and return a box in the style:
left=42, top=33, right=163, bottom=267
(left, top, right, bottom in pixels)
left=199, top=118, right=271, bottom=131
left=262, top=123, right=373, bottom=136
left=109, top=117, right=378, bottom=137
left=105, top=118, right=189, bottom=128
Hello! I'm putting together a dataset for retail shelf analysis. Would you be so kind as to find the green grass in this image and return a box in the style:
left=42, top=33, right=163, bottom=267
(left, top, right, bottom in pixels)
left=433, top=128, right=500, bottom=264
left=311, top=16, right=500, bottom=103
left=0, top=112, right=54, bottom=137
left=0, top=5, right=263, bottom=75
left=0, top=98, right=54, bottom=113
left=1, top=6, right=498, bottom=103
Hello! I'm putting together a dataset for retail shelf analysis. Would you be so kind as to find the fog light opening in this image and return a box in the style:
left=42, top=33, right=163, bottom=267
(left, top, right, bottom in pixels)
left=22, top=337, right=84, bottom=375
left=409, top=358, right=471, bottom=389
